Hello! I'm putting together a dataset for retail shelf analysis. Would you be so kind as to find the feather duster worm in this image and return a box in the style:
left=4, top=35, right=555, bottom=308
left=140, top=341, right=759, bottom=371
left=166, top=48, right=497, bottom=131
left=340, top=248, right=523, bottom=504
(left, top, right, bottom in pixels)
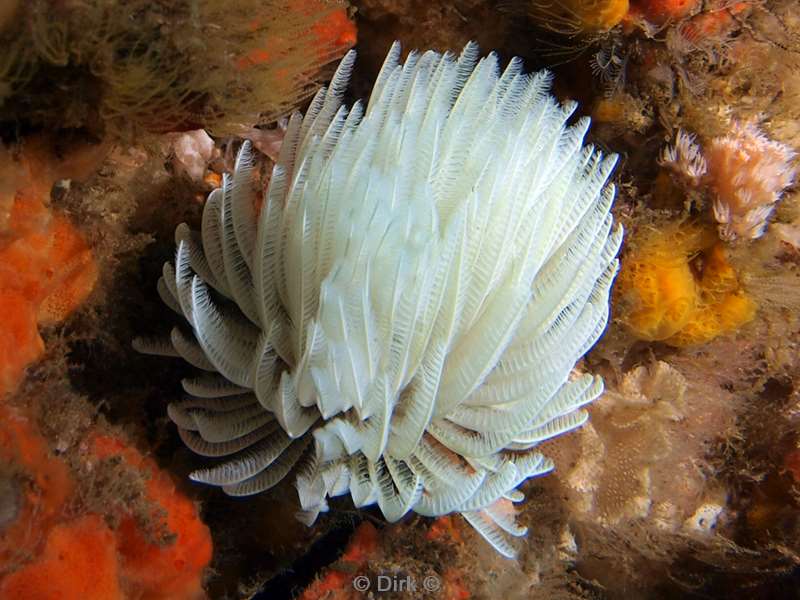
left=137, top=43, right=622, bottom=557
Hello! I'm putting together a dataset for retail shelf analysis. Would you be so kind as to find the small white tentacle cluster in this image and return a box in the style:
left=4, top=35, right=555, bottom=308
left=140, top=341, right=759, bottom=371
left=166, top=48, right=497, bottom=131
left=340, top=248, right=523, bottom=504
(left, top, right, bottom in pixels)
left=137, top=42, right=622, bottom=558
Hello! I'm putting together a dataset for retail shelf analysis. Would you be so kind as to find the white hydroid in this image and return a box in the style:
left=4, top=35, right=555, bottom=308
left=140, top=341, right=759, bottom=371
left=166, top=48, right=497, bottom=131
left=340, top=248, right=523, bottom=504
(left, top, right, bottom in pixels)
left=137, top=42, right=622, bottom=557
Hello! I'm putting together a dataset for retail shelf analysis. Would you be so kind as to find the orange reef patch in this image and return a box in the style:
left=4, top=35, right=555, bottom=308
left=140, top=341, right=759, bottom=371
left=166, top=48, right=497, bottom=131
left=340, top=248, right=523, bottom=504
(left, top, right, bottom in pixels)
left=426, top=516, right=464, bottom=545
left=677, top=2, right=750, bottom=46
left=299, top=522, right=379, bottom=600
left=300, top=518, right=473, bottom=600
left=628, top=0, right=699, bottom=25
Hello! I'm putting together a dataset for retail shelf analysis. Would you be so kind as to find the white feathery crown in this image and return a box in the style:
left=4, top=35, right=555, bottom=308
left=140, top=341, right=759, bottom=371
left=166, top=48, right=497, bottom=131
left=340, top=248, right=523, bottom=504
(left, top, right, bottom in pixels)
left=136, top=41, right=623, bottom=557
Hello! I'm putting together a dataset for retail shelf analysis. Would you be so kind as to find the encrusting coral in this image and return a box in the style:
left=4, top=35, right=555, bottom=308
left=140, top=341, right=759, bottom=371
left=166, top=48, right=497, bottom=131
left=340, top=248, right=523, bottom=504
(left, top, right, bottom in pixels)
left=544, top=360, right=734, bottom=530
left=137, top=41, right=623, bottom=558
left=533, top=355, right=747, bottom=595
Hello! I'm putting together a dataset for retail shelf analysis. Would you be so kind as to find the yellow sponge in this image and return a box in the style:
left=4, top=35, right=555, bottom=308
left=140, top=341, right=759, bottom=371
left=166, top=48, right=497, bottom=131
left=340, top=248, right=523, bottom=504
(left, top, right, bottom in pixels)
left=616, top=223, right=756, bottom=347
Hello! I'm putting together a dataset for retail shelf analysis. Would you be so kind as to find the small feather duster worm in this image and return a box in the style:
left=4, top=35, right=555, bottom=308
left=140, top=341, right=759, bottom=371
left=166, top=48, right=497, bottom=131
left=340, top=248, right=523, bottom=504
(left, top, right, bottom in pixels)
left=137, top=43, right=623, bottom=557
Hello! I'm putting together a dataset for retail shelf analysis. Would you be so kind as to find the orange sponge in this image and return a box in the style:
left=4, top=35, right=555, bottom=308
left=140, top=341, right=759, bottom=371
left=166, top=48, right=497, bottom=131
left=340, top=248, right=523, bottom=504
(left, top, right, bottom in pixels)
left=577, top=0, right=631, bottom=30
left=666, top=288, right=756, bottom=347
left=92, top=435, right=213, bottom=600
left=0, top=291, right=44, bottom=397
left=0, top=419, right=211, bottom=599
left=0, top=211, right=98, bottom=327
left=528, top=0, right=630, bottom=34
left=0, top=405, right=74, bottom=567
left=426, top=516, right=464, bottom=545
left=615, top=224, right=709, bottom=341
left=0, top=153, right=98, bottom=397
left=0, top=515, right=122, bottom=600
